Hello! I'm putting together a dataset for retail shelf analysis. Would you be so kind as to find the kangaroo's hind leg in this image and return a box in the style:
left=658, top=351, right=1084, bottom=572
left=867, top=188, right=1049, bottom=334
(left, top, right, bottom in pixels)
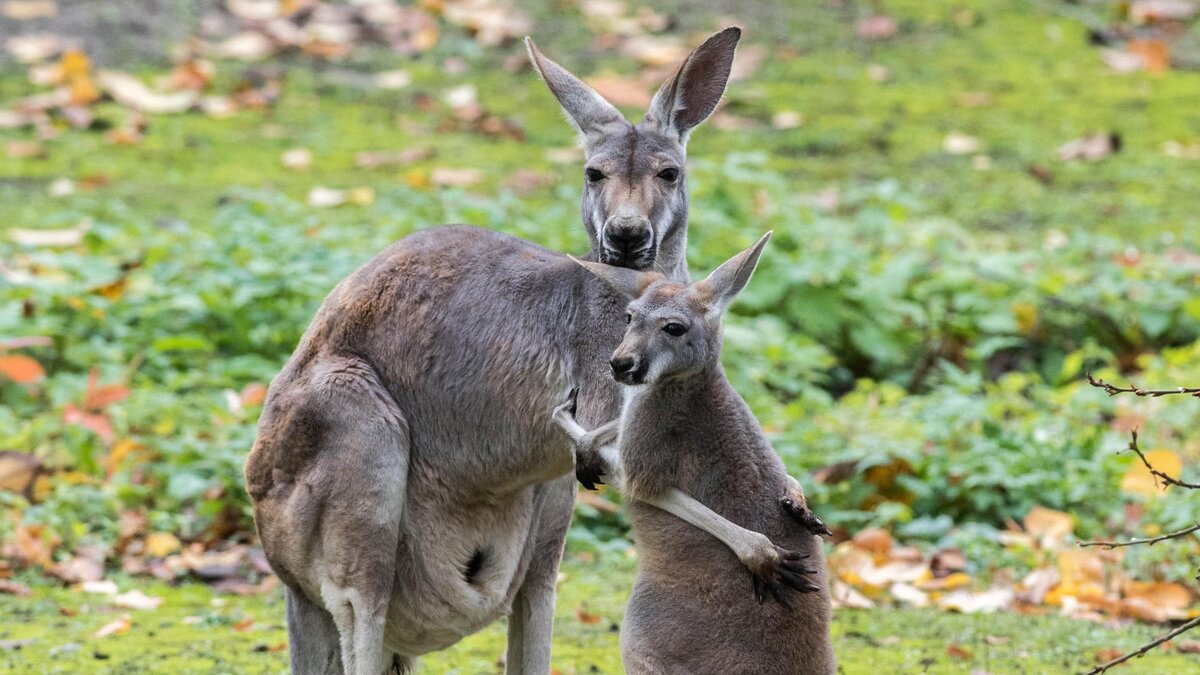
left=256, top=356, right=411, bottom=675
left=506, top=473, right=575, bottom=674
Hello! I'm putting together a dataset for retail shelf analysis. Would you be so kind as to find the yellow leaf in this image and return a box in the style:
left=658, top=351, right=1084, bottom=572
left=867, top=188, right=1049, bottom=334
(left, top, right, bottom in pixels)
left=1011, top=301, right=1038, bottom=334
left=143, top=532, right=181, bottom=558
left=104, top=439, right=140, bottom=477
left=404, top=169, right=430, bottom=189
left=1120, top=449, right=1182, bottom=497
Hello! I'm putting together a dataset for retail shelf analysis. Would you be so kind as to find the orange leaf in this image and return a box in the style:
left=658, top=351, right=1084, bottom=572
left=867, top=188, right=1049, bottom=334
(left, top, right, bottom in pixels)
left=83, top=367, right=129, bottom=410
left=1120, top=449, right=1182, bottom=497
left=574, top=606, right=601, bottom=624
left=1128, top=39, right=1170, bottom=73
left=233, top=617, right=255, bottom=632
left=946, top=644, right=972, bottom=660
left=0, top=354, right=45, bottom=383
left=94, top=614, right=132, bottom=638
left=1122, top=580, right=1192, bottom=614
left=851, top=527, right=893, bottom=556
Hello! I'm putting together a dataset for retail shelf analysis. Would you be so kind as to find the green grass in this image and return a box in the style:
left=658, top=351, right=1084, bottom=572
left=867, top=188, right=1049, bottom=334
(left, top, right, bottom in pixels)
left=0, top=554, right=1189, bottom=674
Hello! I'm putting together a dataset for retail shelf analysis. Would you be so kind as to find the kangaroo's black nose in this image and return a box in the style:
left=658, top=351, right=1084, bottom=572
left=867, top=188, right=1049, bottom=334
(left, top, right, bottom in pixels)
left=610, top=355, right=637, bottom=376
left=604, top=221, right=651, bottom=256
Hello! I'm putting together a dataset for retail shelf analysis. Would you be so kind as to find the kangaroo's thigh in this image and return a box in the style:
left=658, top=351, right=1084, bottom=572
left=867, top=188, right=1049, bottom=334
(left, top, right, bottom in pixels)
left=254, top=356, right=412, bottom=675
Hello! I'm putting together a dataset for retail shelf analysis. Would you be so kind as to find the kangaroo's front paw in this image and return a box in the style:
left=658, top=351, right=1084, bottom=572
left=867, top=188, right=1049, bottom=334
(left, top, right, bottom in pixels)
left=781, top=492, right=832, bottom=538
left=745, top=537, right=820, bottom=606
left=575, top=449, right=607, bottom=491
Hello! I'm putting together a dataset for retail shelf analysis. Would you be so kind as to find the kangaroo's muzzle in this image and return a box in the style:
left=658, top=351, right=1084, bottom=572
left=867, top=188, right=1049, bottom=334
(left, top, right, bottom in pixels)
left=602, top=216, right=653, bottom=268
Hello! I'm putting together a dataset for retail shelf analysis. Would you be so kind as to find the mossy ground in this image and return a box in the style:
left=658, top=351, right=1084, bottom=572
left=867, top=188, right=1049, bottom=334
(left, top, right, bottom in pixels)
left=0, top=553, right=1189, bottom=673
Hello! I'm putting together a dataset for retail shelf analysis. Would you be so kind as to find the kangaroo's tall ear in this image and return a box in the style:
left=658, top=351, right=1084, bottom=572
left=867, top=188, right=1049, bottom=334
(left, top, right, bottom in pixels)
left=644, top=27, right=741, bottom=144
left=572, top=257, right=665, bottom=300
left=695, top=231, right=771, bottom=316
left=526, top=37, right=628, bottom=149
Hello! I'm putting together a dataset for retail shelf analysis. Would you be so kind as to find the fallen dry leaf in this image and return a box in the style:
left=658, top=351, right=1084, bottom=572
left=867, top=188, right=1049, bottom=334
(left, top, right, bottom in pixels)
left=1130, top=0, right=1199, bottom=23
left=5, top=33, right=60, bottom=64
left=0, top=451, right=43, bottom=495
left=851, top=527, right=893, bottom=556
left=1057, top=133, right=1121, bottom=162
left=946, top=644, right=972, bottom=660
left=0, top=355, right=45, bottom=384
left=1176, top=640, right=1200, bottom=654
left=431, top=167, right=484, bottom=188
left=1127, top=39, right=1170, bottom=73
left=94, top=614, right=132, bottom=638
left=831, top=580, right=874, bottom=609
left=233, top=617, right=255, bottom=632
left=0, top=580, right=31, bottom=597
left=281, top=147, right=312, bottom=170
left=98, top=70, right=197, bottom=114
left=771, top=111, right=804, bottom=130
left=1122, top=579, right=1191, bottom=616
left=1023, top=506, right=1073, bottom=548
left=3, top=0, right=57, bottom=20
left=574, top=606, right=602, bottom=624
left=355, top=147, right=433, bottom=169
left=1120, top=448, right=1182, bottom=497
left=938, top=588, right=1014, bottom=614
left=857, top=15, right=898, bottom=40
left=143, top=532, right=182, bottom=558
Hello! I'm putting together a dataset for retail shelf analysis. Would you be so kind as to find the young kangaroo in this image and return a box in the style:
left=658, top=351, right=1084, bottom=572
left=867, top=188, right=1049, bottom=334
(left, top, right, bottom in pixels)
left=245, top=30, right=743, bottom=675
left=557, top=233, right=836, bottom=674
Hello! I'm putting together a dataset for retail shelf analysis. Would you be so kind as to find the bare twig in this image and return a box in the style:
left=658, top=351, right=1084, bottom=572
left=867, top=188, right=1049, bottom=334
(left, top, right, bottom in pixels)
left=1122, top=430, right=1200, bottom=490
left=1078, top=522, right=1200, bottom=549
left=1084, top=615, right=1200, bottom=675
left=1086, top=373, right=1200, bottom=398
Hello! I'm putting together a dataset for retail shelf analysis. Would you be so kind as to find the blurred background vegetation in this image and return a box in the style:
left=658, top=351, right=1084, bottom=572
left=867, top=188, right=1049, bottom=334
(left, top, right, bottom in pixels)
left=1, top=0, right=1199, bottom=672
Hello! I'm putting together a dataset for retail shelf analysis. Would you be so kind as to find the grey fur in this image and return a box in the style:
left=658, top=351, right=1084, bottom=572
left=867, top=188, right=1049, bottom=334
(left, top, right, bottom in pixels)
left=245, top=29, right=741, bottom=675
left=563, top=236, right=837, bottom=674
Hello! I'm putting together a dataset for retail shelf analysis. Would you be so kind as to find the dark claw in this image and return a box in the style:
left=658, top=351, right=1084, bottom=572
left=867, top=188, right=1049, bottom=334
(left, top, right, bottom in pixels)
left=575, top=451, right=606, bottom=491
left=768, top=582, right=792, bottom=609
left=781, top=497, right=833, bottom=537
left=566, top=387, right=579, bottom=416
left=753, top=577, right=766, bottom=604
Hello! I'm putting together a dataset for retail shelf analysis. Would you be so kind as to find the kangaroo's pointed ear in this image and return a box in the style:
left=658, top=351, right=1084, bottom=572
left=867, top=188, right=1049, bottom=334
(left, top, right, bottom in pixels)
left=644, top=27, right=741, bottom=144
left=694, top=231, right=771, bottom=316
left=526, top=37, right=628, bottom=149
left=572, top=257, right=664, bottom=300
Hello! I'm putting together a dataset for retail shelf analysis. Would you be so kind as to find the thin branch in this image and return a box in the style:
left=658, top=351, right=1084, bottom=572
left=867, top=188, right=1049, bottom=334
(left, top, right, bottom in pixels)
left=1086, top=373, right=1200, bottom=399
left=1079, top=522, right=1200, bottom=549
left=1084, top=615, right=1200, bottom=675
left=1123, top=430, right=1200, bottom=490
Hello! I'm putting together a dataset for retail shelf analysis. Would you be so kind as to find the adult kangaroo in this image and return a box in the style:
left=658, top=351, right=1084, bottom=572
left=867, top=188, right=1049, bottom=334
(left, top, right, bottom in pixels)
left=245, top=29, right=742, bottom=674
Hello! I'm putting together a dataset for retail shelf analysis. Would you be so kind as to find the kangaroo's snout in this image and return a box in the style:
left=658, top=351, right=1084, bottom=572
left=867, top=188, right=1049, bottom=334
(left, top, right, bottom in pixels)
left=603, top=216, right=653, bottom=267
left=610, top=354, right=645, bottom=384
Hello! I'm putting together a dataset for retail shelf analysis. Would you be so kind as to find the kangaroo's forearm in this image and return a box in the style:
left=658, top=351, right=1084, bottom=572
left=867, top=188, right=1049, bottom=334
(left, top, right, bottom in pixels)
left=642, top=487, right=768, bottom=564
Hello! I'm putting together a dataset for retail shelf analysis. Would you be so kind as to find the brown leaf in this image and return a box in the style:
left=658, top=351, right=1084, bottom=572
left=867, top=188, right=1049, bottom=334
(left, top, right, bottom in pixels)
left=574, top=606, right=602, bottom=624
left=1095, top=647, right=1124, bottom=663
left=233, top=617, right=255, bottom=632
left=1176, top=640, right=1200, bottom=654
left=1022, top=506, right=1073, bottom=548
left=0, top=451, right=43, bottom=495
left=83, top=368, right=130, bottom=411
left=1121, top=580, right=1192, bottom=615
left=851, top=527, right=893, bottom=556
left=930, top=548, right=967, bottom=578
left=946, top=644, right=972, bottom=660
left=1130, top=0, right=1199, bottom=22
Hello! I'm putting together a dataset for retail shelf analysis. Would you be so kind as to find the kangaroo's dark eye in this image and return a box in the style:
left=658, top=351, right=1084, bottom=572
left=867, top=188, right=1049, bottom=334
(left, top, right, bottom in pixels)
left=585, top=168, right=606, bottom=183
left=663, top=322, right=687, bottom=336
left=657, top=167, right=679, bottom=183
left=625, top=313, right=632, bottom=324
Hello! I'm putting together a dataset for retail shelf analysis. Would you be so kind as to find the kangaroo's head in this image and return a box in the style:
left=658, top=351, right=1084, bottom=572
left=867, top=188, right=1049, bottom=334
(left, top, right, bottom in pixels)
left=575, top=232, right=770, bottom=386
left=526, top=28, right=741, bottom=278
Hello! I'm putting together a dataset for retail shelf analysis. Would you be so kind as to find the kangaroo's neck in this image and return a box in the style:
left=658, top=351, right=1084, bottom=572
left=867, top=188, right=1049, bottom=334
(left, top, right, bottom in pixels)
left=623, top=364, right=735, bottom=445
